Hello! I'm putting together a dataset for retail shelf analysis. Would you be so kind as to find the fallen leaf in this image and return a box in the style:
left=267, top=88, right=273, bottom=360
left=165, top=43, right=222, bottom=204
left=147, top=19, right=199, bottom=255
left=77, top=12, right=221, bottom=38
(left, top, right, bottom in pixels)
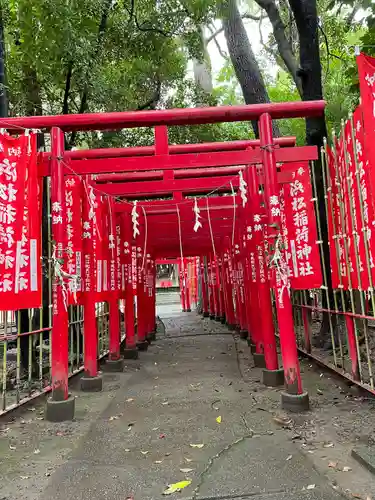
left=163, top=480, right=191, bottom=495
left=141, top=451, right=149, bottom=455
left=9, top=445, right=16, bottom=450
left=286, top=455, right=292, bottom=461
left=155, top=460, right=163, bottom=464
left=328, top=461, right=337, bottom=468
left=342, top=466, right=352, bottom=472
left=34, top=449, right=40, bottom=455
left=323, top=442, right=334, bottom=448
left=152, top=427, right=159, bottom=431
left=216, top=416, right=222, bottom=424
left=273, top=416, right=292, bottom=427
left=126, top=398, right=134, bottom=403
left=306, top=484, right=316, bottom=490
left=185, top=458, right=192, bottom=462
left=180, top=468, right=194, bottom=473
left=190, top=443, right=204, bottom=449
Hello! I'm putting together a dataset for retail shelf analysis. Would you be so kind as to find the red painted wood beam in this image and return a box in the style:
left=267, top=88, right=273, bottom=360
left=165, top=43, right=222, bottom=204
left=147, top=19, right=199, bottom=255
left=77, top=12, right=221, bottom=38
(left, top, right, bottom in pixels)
left=97, top=176, right=239, bottom=197
left=156, top=259, right=179, bottom=264
left=2, top=101, right=325, bottom=132
left=61, top=147, right=317, bottom=176
left=96, top=163, right=296, bottom=184
left=114, top=196, right=237, bottom=213
left=61, top=136, right=296, bottom=160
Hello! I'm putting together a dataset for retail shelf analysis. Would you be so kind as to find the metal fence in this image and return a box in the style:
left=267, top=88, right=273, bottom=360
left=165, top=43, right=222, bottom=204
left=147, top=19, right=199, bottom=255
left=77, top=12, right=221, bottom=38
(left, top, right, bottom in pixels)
left=0, top=303, right=112, bottom=414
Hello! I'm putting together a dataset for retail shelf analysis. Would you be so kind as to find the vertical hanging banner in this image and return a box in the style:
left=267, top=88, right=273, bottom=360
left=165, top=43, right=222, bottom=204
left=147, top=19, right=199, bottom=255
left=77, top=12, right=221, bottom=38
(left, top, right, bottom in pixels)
left=0, top=132, right=42, bottom=310
left=82, top=181, right=98, bottom=296
left=325, top=145, right=343, bottom=289
left=116, top=215, right=125, bottom=297
left=107, top=197, right=118, bottom=298
left=344, top=116, right=370, bottom=290
left=95, top=194, right=105, bottom=299
left=337, top=135, right=359, bottom=289
left=281, top=161, right=322, bottom=289
left=353, top=106, right=375, bottom=285
left=356, top=52, right=375, bottom=215
left=65, top=175, right=82, bottom=304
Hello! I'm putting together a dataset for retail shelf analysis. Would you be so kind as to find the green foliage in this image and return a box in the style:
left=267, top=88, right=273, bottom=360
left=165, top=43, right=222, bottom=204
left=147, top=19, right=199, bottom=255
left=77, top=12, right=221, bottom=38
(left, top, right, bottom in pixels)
left=1, top=0, right=374, bottom=149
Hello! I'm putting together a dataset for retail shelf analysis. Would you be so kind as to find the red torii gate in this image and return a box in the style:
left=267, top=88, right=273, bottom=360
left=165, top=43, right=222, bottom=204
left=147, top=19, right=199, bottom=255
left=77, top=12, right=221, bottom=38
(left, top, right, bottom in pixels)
left=2, top=100, right=325, bottom=421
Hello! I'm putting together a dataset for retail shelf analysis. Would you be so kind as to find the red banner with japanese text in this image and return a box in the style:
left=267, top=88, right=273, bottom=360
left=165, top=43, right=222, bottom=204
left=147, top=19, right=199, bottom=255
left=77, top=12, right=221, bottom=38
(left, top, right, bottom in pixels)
left=344, top=116, right=370, bottom=290
left=0, top=132, right=42, bottom=310
left=357, top=52, right=375, bottom=218
left=325, top=145, right=345, bottom=289
left=281, top=162, right=322, bottom=289
left=352, top=106, right=375, bottom=285
left=107, top=197, right=119, bottom=297
left=65, top=175, right=82, bottom=304
left=82, top=180, right=97, bottom=296
left=326, top=105, right=375, bottom=290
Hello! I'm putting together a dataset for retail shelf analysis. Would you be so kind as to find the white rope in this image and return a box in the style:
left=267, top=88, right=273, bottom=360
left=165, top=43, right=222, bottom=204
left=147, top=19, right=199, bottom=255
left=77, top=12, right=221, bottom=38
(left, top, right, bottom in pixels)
left=193, top=197, right=202, bottom=232
left=239, top=170, right=248, bottom=207
left=52, top=245, right=79, bottom=310
left=268, top=233, right=290, bottom=307
left=206, top=197, right=216, bottom=257
left=132, top=200, right=140, bottom=238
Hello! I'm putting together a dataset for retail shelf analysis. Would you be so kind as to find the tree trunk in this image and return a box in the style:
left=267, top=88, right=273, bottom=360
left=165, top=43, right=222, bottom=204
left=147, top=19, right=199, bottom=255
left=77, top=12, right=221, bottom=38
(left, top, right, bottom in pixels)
left=289, top=0, right=334, bottom=337
left=70, top=0, right=112, bottom=147
left=222, top=0, right=280, bottom=137
left=193, top=26, right=214, bottom=99
left=253, top=0, right=302, bottom=97
left=0, top=6, right=7, bottom=118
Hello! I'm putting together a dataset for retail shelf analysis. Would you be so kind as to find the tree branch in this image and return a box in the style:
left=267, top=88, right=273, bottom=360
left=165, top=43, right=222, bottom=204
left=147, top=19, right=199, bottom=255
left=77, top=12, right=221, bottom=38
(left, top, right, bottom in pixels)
left=124, top=0, right=186, bottom=37
left=62, top=62, right=73, bottom=114
left=136, top=77, right=162, bottom=110
left=254, top=0, right=302, bottom=96
left=207, top=24, right=228, bottom=59
left=70, top=0, right=113, bottom=147
left=206, top=12, right=260, bottom=44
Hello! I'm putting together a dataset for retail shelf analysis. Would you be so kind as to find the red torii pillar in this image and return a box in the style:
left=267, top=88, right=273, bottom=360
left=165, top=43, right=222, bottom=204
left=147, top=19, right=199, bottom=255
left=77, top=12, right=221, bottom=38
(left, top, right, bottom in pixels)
left=45, top=127, right=75, bottom=421
left=222, top=241, right=236, bottom=329
left=136, top=220, right=149, bottom=351
left=259, top=113, right=309, bottom=411
left=103, top=196, right=124, bottom=372
left=178, top=258, right=187, bottom=312
left=121, top=211, right=139, bottom=359
left=199, top=256, right=209, bottom=317
left=184, top=258, right=191, bottom=312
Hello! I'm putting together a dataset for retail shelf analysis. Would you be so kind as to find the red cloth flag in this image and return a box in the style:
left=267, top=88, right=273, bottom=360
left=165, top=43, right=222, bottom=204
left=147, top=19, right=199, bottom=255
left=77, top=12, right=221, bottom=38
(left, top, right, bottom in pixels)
left=0, top=132, right=42, bottom=310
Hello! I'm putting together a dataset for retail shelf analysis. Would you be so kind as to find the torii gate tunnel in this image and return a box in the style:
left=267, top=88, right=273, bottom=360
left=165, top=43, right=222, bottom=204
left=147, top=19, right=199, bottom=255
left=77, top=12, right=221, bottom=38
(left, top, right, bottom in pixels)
left=2, top=98, right=359, bottom=421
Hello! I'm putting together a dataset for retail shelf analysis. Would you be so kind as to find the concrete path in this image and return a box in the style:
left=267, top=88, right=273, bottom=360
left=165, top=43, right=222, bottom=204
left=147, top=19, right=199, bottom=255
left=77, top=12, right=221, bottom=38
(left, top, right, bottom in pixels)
left=1, top=292, right=375, bottom=499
